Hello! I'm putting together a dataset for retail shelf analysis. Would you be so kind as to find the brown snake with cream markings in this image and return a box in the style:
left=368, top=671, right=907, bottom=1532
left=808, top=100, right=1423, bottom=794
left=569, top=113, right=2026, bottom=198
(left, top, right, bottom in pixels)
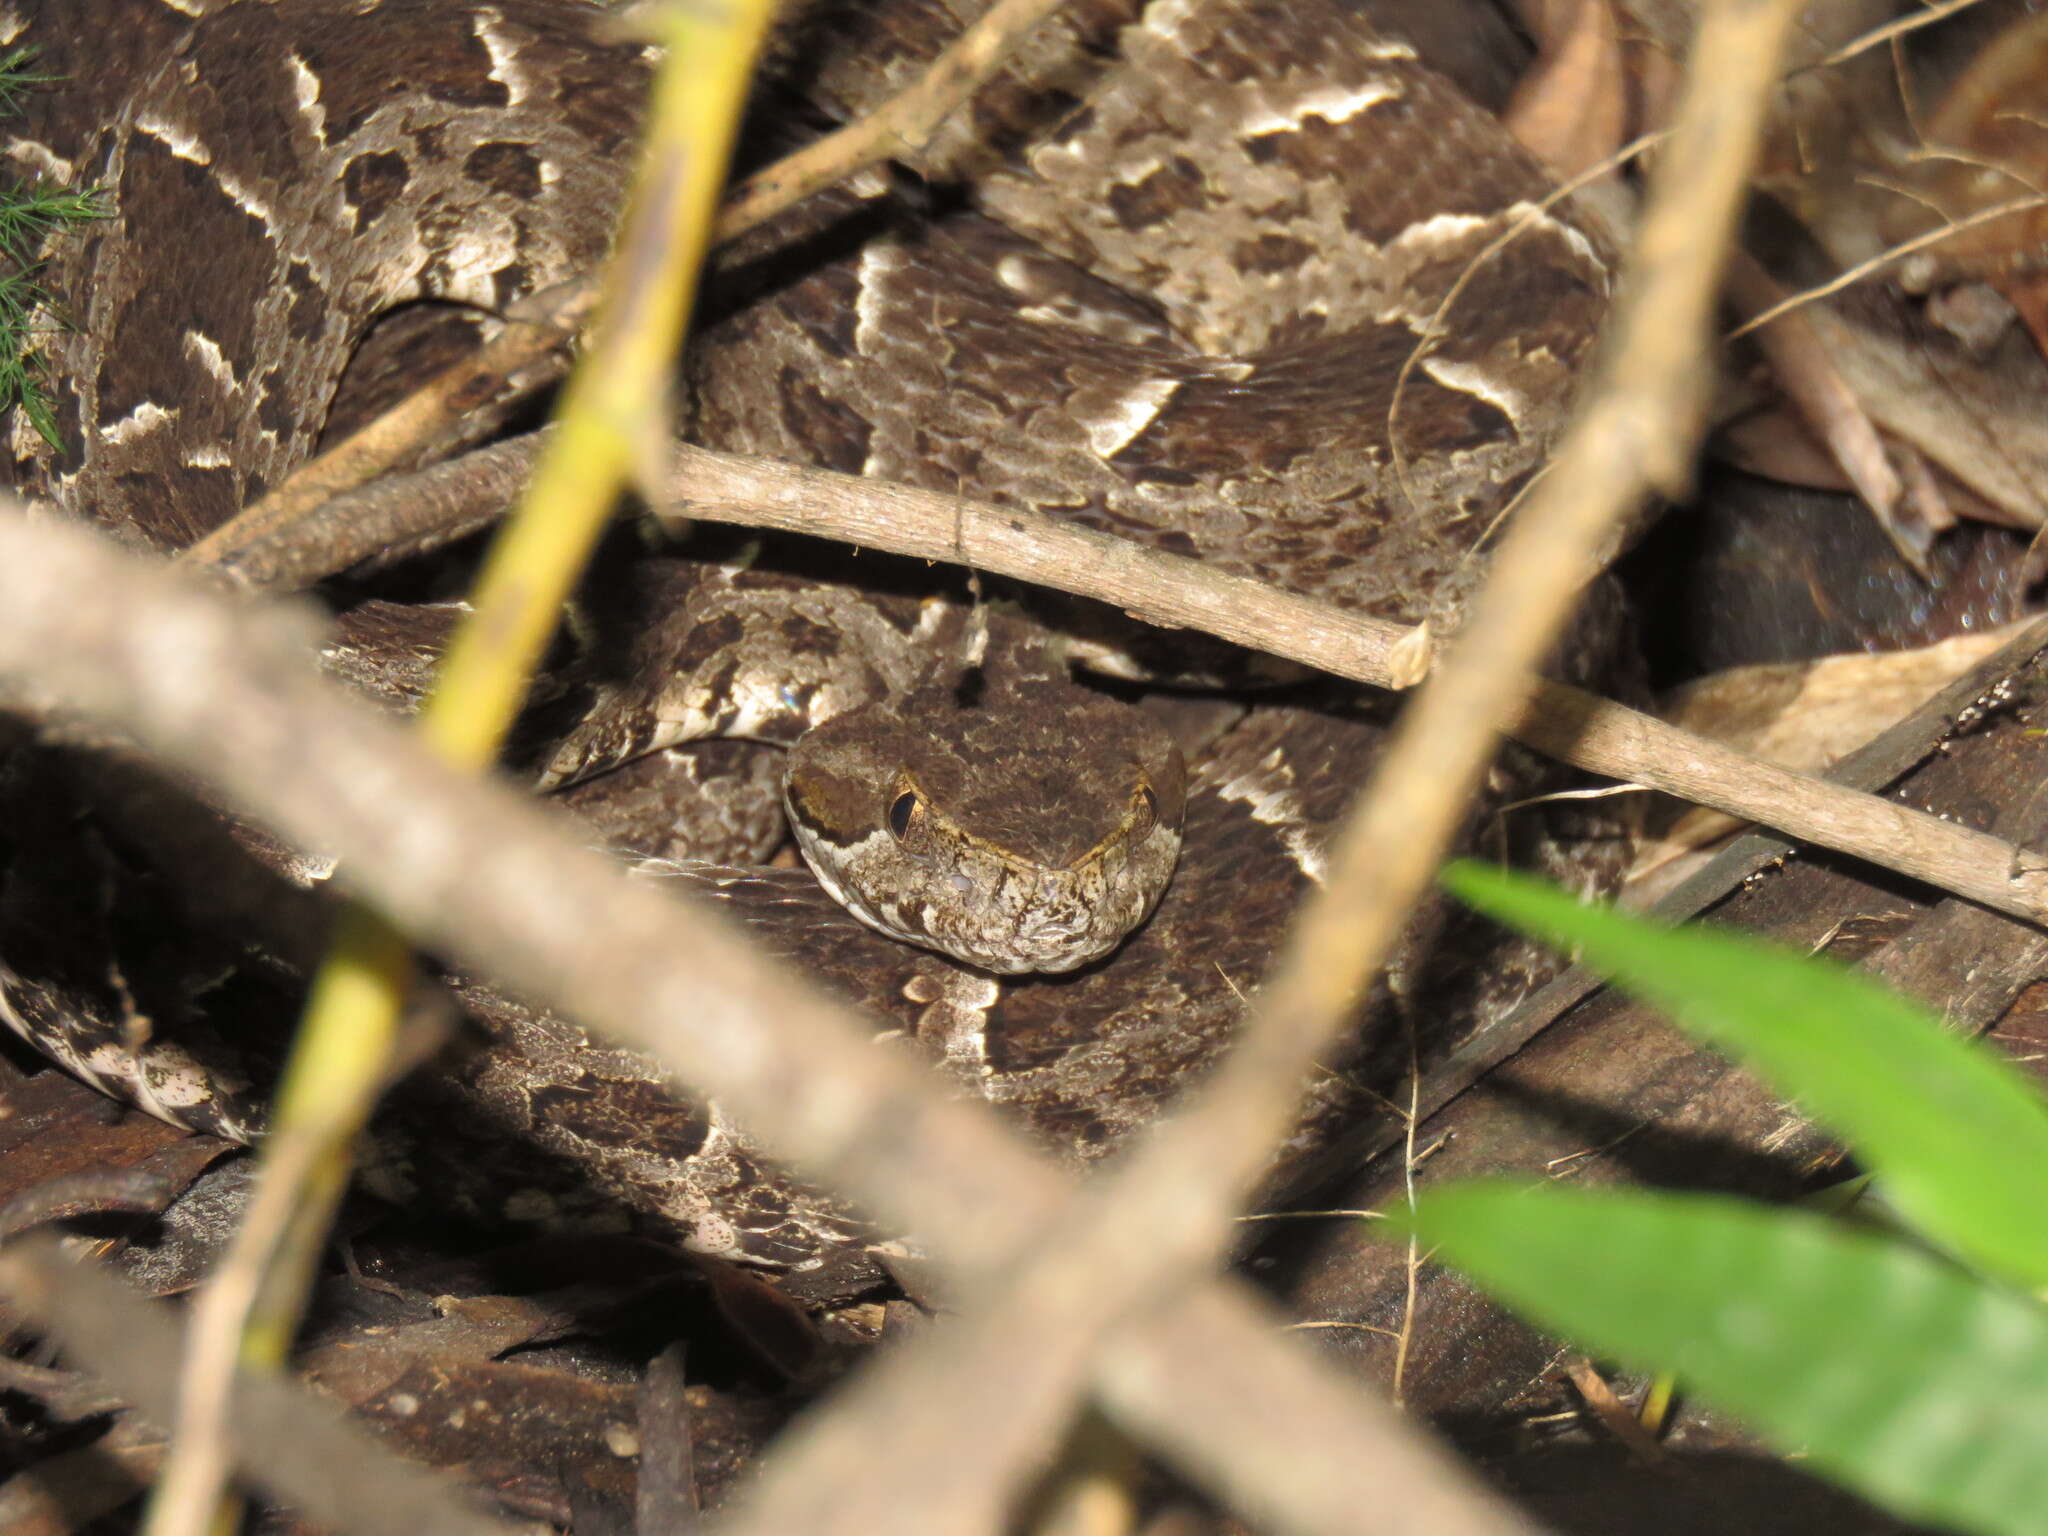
left=0, top=0, right=1624, bottom=1273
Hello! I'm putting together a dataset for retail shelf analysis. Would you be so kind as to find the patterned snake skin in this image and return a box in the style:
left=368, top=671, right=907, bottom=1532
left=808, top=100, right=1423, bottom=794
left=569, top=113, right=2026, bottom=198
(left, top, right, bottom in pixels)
left=0, top=0, right=1624, bottom=1271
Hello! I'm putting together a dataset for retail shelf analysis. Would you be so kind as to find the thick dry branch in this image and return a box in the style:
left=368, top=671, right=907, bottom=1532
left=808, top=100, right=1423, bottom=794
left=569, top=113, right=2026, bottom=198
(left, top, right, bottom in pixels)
left=1513, top=691, right=2048, bottom=909
left=719, top=0, right=1819, bottom=1525
left=1324, top=611, right=2048, bottom=1193
left=670, top=449, right=2048, bottom=925
left=190, top=430, right=2048, bottom=929
left=1161, top=0, right=1807, bottom=1276
left=1104, top=1284, right=1550, bottom=1536
left=0, top=1235, right=520, bottom=1536
left=0, top=505, right=1536, bottom=1536
left=201, top=436, right=542, bottom=591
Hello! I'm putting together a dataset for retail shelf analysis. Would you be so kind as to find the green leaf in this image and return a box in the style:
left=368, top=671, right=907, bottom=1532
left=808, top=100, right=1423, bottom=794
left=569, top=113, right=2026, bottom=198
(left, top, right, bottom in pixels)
left=1442, top=859, right=2048, bottom=1291
left=1410, top=1182, right=2048, bottom=1536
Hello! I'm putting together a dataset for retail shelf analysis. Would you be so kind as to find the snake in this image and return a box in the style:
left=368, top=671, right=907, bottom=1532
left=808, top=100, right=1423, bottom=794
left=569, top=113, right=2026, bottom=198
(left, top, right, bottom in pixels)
left=0, top=0, right=1621, bottom=1274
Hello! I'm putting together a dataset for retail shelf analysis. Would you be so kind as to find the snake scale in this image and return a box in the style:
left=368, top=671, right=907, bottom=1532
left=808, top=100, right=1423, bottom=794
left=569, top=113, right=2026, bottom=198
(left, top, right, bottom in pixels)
left=0, top=0, right=1623, bottom=1274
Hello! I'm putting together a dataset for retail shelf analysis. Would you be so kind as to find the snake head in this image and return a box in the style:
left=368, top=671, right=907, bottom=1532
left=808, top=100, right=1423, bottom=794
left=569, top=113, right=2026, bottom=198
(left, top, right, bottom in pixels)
left=782, top=677, right=1185, bottom=974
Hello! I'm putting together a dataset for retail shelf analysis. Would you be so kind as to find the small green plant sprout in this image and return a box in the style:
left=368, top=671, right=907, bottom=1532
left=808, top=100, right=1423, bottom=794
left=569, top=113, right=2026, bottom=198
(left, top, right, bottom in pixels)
left=0, top=45, right=109, bottom=449
left=1403, top=860, right=2048, bottom=1536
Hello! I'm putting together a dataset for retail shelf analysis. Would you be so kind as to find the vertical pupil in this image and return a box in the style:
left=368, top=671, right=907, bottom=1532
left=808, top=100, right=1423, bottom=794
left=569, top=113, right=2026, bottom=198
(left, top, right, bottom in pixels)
left=888, top=791, right=918, bottom=838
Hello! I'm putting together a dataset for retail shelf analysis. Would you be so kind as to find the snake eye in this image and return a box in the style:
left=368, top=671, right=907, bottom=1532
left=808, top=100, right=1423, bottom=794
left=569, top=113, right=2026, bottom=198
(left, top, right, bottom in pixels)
left=1133, top=784, right=1158, bottom=834
left=888, top=789, right=919, bottom=839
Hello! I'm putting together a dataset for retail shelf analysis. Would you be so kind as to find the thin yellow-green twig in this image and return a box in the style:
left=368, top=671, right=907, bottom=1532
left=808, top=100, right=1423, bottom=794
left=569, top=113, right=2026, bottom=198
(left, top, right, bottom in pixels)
left=142, top=5, right=775, bottom=1534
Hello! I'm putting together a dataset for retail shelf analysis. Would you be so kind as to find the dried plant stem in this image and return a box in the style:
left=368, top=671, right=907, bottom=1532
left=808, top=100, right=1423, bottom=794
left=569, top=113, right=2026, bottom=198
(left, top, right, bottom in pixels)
left=184, top=0, right=1073, bottom=575
left=0, top=502, right=1542, bottom=1536
left=714, top=0, right=1074, bottom=239
left=1724, top=191, right=2048, bottom=339
left=1808, top=0, right=1987, bottom=68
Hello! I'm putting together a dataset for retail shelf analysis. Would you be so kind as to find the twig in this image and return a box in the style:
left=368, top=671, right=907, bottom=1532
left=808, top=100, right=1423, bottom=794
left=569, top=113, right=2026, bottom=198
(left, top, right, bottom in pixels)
left=0, top=503, right=1541, bottom=1536
left=1364, top=611, right=2048, bottom=1192
left=660, top=444, right=2048, bottom=925
left=716, top=0, right=1811, bottom=1524
left=1723, top=191, right=2048, bottom=339
left=199, top=436, right=544, bottom=591
left=1806, top=0, right=1987, bottom=71
left=714, top=0, right=1074, bottom=240
left=149, top=1073, right=374, bottom=1536
left=183, top=0, right=1075, bottom=577
left=145, top=6, right=776, bottom=1534
left=1562, top=1358, right=1666, bottom=1461
left=660, top=440, right=1417, bottom=678
left=634, top=1344, right=698, bottom=1534
left=1392, top=1047, right=1425, bottom=1407
left=1510, top=689, right=2048, bottom=920
left=0, top=1235, right=522, bottom=1536
left=176, top=280, right=596, bottom=572
left=193, top=425, right=2048, bottom=930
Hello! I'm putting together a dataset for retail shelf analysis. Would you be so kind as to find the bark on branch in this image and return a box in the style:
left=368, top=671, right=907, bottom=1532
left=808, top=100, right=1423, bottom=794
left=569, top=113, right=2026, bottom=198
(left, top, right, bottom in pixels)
left=0, top=504, right=1538, bottom=1536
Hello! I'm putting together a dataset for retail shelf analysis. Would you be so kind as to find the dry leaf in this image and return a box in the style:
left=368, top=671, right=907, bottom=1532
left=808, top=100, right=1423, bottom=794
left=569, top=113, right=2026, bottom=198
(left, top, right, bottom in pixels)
left=1881, top=12, right=2048, bottom=290
left=1503, top=0, right=1628, bottom=180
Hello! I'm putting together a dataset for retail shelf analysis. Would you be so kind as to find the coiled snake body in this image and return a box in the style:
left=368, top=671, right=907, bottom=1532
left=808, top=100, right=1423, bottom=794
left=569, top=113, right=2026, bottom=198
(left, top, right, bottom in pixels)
left=0, top=0, right=1620, bottom=1270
